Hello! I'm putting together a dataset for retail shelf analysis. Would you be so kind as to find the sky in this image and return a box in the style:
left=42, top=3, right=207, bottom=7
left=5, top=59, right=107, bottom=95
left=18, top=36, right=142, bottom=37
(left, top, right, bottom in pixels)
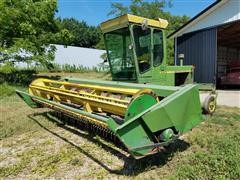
left=57, top=0, right=216, bottom=26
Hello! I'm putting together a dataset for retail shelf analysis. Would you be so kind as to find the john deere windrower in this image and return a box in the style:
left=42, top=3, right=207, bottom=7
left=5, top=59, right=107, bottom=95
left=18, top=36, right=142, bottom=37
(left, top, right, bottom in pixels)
left=16, top=14, right=209, bottom=158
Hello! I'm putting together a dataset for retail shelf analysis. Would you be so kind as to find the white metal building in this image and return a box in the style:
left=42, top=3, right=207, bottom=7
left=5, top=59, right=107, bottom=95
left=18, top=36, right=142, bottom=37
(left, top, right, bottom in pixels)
left=54, top=45, right=106, bottom=68
left=169, top=0, right=240, bottom=86
left=16, top=45, right=106, bottom=68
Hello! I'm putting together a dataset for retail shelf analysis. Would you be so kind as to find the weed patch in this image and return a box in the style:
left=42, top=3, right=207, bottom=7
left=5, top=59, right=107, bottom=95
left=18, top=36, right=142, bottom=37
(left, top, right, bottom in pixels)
left=0, top=95, right=56, bottom=139
left=31, top=145, right=82, bottom=175
left=0, top=83, right=15, bottom=98
left=0, top=148, right=42, bottom=177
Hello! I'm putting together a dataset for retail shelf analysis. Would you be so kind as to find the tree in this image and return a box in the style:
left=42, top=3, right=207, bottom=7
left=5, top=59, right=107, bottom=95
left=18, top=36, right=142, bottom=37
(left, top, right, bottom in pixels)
left=108, top=0, right=172, bottom=19
left=96, top=0, right=190, bottom=64
left=0, top=0, right=72, bottom=67
left=57, top=18, right=101, bottom=48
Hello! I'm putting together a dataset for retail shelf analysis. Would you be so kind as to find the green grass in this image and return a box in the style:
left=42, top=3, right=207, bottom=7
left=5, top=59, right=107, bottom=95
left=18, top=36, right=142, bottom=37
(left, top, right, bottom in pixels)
left=173, top=127, right=240, bottom=179
left=31, top=145, right=84, bottom=175
left=0, top=83, right=16, bottom=98
left=169, top=108, right=240, bottom=179
left=0, top=83, right=27, bottom=98
left=0, top=148, right=43, bottom=177
left=0, top=94, right=56, bottom=139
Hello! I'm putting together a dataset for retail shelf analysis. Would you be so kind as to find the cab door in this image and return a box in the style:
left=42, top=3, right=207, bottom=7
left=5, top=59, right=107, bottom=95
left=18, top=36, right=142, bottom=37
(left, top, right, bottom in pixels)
left=131, top=25, right=153, bottom=83
left=151, top=28, right=167, bottom=85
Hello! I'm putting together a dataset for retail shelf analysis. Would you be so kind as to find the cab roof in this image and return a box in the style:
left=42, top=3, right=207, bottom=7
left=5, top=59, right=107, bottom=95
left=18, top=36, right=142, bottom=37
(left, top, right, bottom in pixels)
left=100, top=14, right=168, bottom=33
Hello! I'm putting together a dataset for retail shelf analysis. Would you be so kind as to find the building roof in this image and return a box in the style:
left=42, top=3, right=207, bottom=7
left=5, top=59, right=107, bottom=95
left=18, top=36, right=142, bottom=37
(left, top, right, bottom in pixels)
left=169, top=0, right=240, bottom=38
left=100, top=14, right=168, bottom=33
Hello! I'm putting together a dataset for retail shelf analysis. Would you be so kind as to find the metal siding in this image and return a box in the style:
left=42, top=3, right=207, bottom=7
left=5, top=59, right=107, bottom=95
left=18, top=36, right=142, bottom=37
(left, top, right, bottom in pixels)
left=15, top=45, right=106, bottom=68
left=54, top=45, right=106, bottom=68
left=176, top=28, right=217, bottom=84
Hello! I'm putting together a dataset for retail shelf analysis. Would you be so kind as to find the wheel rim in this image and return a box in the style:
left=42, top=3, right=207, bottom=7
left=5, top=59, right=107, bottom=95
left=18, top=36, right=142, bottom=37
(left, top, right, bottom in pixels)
left=208, top=100, right=216, bottom=113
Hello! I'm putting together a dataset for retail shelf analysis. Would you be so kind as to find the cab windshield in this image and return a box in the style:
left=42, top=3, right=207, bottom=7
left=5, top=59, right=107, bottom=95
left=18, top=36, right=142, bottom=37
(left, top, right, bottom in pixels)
left=133, top=26, right=151, bottom=73
left=104, top=28, right=136, bottom=81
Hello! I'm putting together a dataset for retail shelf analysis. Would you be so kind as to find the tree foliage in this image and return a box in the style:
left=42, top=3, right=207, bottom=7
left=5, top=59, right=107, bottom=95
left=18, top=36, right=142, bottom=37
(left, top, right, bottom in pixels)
left=97, top=0, right=190, bottom=64
left=0, top=0, right=190, bottom=68
left=108, top=0, right=172, bottom=19
left=57, top=18, right=101, bottom=48
left=0, top=0, right=72, bottom=67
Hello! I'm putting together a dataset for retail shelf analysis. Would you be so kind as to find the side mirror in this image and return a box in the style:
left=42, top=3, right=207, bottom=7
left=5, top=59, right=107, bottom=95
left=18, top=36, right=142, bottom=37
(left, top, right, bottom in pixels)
left=141, top=19, right=148, bottom=30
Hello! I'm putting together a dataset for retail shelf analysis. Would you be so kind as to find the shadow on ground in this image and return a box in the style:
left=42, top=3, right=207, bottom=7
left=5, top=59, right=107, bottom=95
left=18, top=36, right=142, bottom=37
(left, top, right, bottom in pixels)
left=28, top=112, right=190, bottom=176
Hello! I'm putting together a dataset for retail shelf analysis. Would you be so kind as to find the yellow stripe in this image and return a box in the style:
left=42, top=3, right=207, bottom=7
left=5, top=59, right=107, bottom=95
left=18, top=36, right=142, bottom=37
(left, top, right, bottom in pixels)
left=42, top=79, right=139, bottom=95
left=30, top=84, right=130, bottom=105
left=30, top=85, right=127, bottom=116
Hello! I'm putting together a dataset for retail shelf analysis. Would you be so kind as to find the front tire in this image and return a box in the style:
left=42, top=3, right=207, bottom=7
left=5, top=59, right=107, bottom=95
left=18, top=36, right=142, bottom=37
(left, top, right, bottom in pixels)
left=203, top=95, right=216, bottom=114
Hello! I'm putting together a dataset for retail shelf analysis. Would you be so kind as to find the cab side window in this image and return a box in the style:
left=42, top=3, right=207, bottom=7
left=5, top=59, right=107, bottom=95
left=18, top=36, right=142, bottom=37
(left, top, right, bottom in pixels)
left=153, top=29, right=164, bottom=66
